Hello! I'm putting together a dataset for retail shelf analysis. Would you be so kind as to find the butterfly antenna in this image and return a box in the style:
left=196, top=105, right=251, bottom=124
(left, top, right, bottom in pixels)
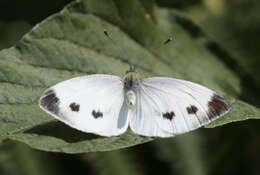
left=154, top=37, right=173, bottom=50
left=163, top=37, right=173, bottom=45
left=104, top=30, right=135, bottom=73
left=104, top=29, right=129, bottom=59
left=130, top=65, right=135, bottom=72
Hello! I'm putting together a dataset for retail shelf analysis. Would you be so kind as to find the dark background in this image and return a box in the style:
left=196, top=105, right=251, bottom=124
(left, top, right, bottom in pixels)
left=0, top=0, right=260, bottom=175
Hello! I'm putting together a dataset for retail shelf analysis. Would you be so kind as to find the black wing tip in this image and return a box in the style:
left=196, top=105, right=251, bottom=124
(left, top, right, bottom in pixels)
left=39, top=89, right=60, bottom=115
left=207, top=93, right=230, bottom=120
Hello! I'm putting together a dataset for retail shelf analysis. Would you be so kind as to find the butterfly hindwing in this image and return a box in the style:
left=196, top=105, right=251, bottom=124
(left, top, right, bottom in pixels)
left=129, top=77, right=229, bottom=137
left=39, top=75, right=128, bottom=136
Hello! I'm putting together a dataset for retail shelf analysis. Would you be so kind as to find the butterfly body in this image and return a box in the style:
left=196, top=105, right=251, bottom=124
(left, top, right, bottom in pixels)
left=123, top=67, right=139, bottom=107
left=39, top=67, right=230, bottom=137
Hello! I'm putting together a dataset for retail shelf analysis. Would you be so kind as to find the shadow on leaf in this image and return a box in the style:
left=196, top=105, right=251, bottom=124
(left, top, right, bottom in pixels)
left=25, top=121, right=100, bottom=143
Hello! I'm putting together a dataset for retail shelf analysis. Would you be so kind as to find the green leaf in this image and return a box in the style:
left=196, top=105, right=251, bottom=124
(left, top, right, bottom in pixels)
left=0, top=0, right=259, bottom=153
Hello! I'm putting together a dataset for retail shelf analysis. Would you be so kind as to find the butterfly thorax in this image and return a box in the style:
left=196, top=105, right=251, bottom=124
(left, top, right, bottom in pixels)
left=123, top=69, right=139, bottom=107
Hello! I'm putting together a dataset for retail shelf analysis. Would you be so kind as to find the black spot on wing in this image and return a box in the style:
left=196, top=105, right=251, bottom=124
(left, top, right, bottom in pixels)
left=187, top=105, right=198, bottom=114
left=207, top=94, right=229, bottom=120
left=162, top=111, right=175, bottom=120
left=92, top=110, right=103, bottom=119
left=69, top=102, right=80, bottom=112
left=40, top=89, right=60, bottom=115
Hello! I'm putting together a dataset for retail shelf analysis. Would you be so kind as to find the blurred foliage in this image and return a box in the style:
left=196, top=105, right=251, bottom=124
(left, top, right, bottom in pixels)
left=0, top=0, right=260, bottom=175
left=156, top=0, right=202, bottom=9
left=183, top=0, right=260, bottom=106
left=0, top=21, right=32, bottom=49
left=0, top=0, right=73, bottom=24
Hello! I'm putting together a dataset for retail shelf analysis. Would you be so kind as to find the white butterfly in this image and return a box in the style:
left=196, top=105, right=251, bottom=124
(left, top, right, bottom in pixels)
left=39, top=67, right=230, bottom=137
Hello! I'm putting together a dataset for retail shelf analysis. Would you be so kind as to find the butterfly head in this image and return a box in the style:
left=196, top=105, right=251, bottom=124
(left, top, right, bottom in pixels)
left=125, top=65, right=136, bottom=74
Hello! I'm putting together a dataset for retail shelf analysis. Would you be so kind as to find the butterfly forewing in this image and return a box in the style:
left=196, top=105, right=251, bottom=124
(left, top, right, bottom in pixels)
left=129, top=77, right=230, bottom=137
left=39, top=75, right=128, bottom=136
left=129, top=88, right=174, bottom=137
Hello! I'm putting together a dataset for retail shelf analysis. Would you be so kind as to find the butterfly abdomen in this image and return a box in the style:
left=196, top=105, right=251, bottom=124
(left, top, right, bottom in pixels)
left=123, top=71, right=139, bottom=107
left=126, top=90, right=136, bottom=107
